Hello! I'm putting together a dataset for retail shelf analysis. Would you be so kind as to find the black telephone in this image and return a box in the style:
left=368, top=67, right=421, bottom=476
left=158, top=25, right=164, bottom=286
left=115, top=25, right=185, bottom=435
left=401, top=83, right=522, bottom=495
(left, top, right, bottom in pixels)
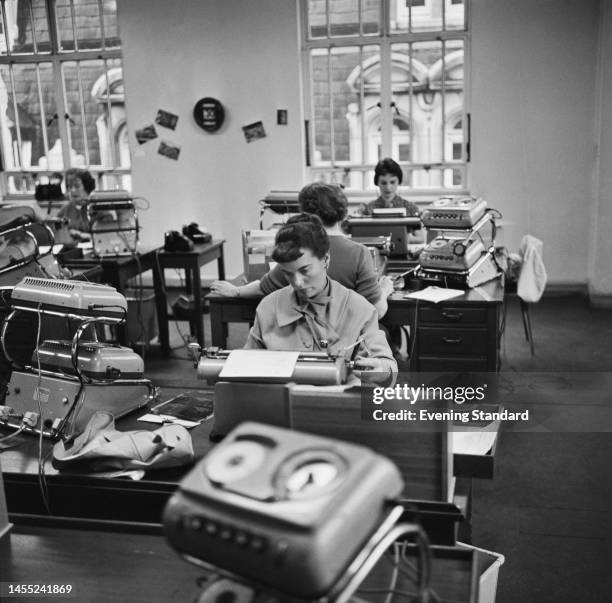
left=164, top=230, right=193, bottom=252
left=182, top=222, right=212, bottom=245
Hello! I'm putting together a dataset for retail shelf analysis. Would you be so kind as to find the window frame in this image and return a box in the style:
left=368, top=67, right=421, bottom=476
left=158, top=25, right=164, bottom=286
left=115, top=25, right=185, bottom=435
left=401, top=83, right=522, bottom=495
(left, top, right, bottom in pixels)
left=0, top=0, right=129, bottom=198
left=300, top=0, right=471, bottom=197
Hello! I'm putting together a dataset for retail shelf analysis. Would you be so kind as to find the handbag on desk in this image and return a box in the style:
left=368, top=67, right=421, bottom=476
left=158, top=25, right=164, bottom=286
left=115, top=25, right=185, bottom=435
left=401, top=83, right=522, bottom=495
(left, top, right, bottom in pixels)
left=52, top=411, right=194, bottom=473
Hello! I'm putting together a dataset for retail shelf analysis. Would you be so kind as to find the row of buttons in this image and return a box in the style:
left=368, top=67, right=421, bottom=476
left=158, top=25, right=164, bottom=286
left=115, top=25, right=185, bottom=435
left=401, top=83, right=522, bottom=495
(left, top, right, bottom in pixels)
left=184, top=515, right=268, bottom=553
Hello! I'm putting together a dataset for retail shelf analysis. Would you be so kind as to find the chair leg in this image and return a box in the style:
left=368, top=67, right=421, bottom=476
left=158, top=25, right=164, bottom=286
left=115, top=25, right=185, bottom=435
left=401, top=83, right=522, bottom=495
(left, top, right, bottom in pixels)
left=520, top=299, right=535, bottom=356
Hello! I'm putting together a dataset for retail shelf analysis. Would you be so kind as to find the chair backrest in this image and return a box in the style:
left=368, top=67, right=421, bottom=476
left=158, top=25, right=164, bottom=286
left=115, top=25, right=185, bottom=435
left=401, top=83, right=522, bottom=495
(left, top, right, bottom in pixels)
left=289, top=385, right=453, bottom=502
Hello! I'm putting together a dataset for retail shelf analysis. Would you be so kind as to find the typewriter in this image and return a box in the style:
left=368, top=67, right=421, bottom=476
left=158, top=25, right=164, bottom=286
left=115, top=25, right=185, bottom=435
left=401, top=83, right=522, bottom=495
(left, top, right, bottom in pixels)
left=0, top=277, right=155, bottom=438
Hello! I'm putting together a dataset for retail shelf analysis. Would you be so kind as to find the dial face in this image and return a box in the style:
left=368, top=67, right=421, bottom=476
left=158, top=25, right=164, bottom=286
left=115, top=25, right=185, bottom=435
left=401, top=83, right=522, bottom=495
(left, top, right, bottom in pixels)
left=284, top=460, right=339, bottom=496
left=205, top=440, right=267, bottom=485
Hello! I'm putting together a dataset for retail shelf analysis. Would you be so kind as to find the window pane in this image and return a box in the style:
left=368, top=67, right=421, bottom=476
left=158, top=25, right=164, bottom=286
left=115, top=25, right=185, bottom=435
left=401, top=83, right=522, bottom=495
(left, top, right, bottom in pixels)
left=0, top=0, right=51, bottom=55
left=310, top=48, right=330, bottom=162
left=310, top=45, right=380, bottom=169
left=446, top=0, right=465, bottom=31
left=391, top=0, right=441, bottom=34
left=0, top=62, right=58, bottom=170
left=56, top=0, right=120, bottom=51
left=362, top=0, right=380, bottom=35
left=61, top=57, right=127, bottom=169
left=307, top=0, right=327, bottom=39
left=329, top=0, right=360, bottom=37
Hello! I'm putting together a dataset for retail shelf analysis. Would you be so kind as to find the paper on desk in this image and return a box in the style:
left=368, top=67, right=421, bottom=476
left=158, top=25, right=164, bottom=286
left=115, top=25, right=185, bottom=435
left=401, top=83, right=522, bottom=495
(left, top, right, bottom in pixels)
left=137, top=413, right=200, bottom=429
left=404, top=286, right=464, bottom=303
left=452, top=421, right=500, bottom=455
left=219, top=349, right=300, bottom=380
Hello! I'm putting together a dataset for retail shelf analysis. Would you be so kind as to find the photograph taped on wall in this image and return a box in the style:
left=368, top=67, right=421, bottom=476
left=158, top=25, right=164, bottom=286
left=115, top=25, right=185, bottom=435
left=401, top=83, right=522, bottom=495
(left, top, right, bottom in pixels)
left=135, top=124, right=158, bottom=145
left=242, top=120, right=266, bottom=143
left=158, top=140, right=181, bottom=160
left=155, top=109, right=179, bottom=130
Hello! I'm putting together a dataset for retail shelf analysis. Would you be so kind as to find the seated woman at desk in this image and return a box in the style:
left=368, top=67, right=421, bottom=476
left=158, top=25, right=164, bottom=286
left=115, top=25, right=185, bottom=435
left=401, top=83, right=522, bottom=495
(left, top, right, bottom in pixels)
left=360, top=157, right=420, bottom=217
left=211, top=182, right=394, bottom=318
left=57, top=168, right=96, bottom=241
left=244, top=215, right=397, bottom=385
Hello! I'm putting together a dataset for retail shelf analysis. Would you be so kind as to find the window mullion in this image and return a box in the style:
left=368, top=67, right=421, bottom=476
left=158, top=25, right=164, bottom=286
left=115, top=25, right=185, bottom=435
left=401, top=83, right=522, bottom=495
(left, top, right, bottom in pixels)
left=54, top=57, right=72, bottom=169
left=7, top=64, right=23, bottom=167
left=34, top=64, right=51, bottom=160
left=75, top=61, right=90, bottom=166
left=69, top=0, right=79, bottom=52
left=97, top=0, right=106, bottom=49
left=102, top=59, right=115, bottom=169
left=27, top=0, right=38, bottom=54
left=379, top=38, right=392, bottom=159
left=327, top=49, right=335, bottom=165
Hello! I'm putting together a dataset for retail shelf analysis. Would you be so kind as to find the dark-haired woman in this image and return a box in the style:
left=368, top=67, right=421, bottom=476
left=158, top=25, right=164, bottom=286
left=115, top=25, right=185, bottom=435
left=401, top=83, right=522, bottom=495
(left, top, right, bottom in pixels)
left=361, top=157, right=420, bottom=217
left=211, top=182, right=394, bottom=318
left=57, top=168, right=96, bottom=241
left=244, top=214, right=397, bottom=385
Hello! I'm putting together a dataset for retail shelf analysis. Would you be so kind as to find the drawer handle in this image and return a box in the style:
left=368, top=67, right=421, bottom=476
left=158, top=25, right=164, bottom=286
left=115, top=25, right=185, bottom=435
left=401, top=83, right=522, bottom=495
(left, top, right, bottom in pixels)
left=442, top=337, right=463, bottom=345
left=441, top=311, right=464, bottom=321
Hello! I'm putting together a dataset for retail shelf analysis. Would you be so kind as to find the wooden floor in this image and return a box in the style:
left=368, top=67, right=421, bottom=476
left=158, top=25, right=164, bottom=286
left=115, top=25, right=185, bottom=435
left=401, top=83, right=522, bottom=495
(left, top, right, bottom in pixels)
left=141, top=292, right=612, bottom=603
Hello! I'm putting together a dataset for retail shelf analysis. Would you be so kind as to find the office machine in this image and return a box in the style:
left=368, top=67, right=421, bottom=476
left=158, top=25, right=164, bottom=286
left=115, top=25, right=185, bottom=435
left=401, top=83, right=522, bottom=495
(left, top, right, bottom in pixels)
left=196, top=347, right=349, bottom=386
left=0, top=277, right=155, bottom=438
left=33, top=340, right=144, bottom=380
left=10, top=277, right=127, bottom=320
left=163, top=421, right=409, bottom=600
left=0, top=214, right=56, bottom=287
left=417, top=250, right=502, bottom=289
left=193, top=347, right=351, bottom=440
left=352, top=234, right=392, bottom=275
left=259, top=191, right=300, bottom=229
left=345, top=215, right=421, bottom=257
left=421, top=196, right=487, bottom=228
left=420, top=235, right=487, bottom=271
left=88, top=190, right=139, bottom=257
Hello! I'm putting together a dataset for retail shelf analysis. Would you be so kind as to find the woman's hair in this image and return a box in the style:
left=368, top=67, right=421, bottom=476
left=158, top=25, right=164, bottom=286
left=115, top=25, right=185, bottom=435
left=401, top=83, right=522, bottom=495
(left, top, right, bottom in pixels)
left=298, top=182, right=348, bottom=227
left=374, top=157, right=403, bottom=185
left=271, top=213, right=330, bottom=263
left=65, top=168, right=96, bottom=195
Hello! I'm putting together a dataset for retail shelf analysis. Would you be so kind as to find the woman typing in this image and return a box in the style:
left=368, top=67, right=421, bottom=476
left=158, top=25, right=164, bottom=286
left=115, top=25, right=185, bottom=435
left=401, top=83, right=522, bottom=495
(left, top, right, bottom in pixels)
left=244, top=214, right=397, bottom=385
left=211, top=183, right=394, bottom=319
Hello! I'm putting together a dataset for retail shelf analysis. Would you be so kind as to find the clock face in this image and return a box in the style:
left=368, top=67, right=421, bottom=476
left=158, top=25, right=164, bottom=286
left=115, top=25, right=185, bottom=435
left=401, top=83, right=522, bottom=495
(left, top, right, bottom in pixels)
left=285, top=461, right=340, bottom=496
left=193, top=97, right=225, bottom=132
left=274, top=449, right=346, bottom=500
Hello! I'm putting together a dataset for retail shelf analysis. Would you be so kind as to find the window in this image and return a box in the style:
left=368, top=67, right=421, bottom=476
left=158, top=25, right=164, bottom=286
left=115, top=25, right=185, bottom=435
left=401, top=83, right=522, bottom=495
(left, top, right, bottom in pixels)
left=302, top=0, right=468, bottom=192
left=0, top=0, right=130, bottom=196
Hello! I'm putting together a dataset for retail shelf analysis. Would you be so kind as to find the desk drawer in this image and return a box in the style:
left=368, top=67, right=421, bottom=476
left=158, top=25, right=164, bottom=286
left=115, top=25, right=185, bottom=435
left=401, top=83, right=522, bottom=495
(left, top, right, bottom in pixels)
left=416, top=356, right=489, bottom=372
left=420, top=306, right=487, bottom=325
left=418, top=327, right=487, bottom=356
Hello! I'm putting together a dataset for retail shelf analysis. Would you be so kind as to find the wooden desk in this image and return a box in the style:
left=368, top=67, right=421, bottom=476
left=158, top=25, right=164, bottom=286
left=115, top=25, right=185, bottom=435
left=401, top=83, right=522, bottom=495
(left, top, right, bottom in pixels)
left=1, top=523, right=483, bottom=602
left=1, top=384, right=496, bottom=544
left=60, top=247, right=161, bottom=345
left=208, top=278, right=504, bottom=371
left=60, top=246, right=161, bottom=292
left=153, top=240, right=225, bottom=355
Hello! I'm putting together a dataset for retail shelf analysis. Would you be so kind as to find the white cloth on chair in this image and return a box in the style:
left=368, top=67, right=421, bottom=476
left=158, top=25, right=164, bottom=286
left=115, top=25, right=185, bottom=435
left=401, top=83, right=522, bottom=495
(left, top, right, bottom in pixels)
left=517, top=235, right=547, bottom=303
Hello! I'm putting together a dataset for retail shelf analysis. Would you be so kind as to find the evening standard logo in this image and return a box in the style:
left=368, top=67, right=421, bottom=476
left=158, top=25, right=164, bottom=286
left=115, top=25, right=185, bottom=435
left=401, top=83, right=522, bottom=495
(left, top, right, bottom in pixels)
left=371, top=383, right=486, bottom=405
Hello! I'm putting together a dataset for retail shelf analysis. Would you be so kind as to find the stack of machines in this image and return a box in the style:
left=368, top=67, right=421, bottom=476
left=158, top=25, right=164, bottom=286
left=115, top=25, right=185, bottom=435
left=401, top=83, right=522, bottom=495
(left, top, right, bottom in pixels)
left=0, top=277, right=156, bottom=438
left=416, top=196, right=502, bottom=288
left=88, top=190, right=140, bottom=257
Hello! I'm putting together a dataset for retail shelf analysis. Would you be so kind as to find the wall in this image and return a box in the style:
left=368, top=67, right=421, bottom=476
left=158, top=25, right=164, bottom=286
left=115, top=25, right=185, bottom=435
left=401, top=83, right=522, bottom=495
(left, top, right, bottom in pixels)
left=118, top=0, right=304, bottom=278
left=470, top=0, right=600, bottom=287
left=119, top=0, right=606, bottom=291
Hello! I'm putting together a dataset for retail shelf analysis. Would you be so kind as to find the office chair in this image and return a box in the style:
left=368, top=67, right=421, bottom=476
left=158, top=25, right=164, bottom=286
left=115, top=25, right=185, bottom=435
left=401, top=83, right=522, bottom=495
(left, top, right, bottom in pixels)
left=507, top=235, right=547, bottom=356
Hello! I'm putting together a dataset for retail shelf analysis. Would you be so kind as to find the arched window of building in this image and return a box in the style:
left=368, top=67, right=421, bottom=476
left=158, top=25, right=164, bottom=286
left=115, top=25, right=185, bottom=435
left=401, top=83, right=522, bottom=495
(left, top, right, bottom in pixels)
left=302, top=0, right=468, bottom=193
left=0, top=0, right=130, bottom=196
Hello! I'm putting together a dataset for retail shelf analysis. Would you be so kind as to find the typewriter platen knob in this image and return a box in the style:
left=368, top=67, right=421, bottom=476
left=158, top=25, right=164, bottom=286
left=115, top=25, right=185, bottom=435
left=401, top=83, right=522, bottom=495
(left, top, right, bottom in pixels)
left=187, top=342, right=201, bottom=367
